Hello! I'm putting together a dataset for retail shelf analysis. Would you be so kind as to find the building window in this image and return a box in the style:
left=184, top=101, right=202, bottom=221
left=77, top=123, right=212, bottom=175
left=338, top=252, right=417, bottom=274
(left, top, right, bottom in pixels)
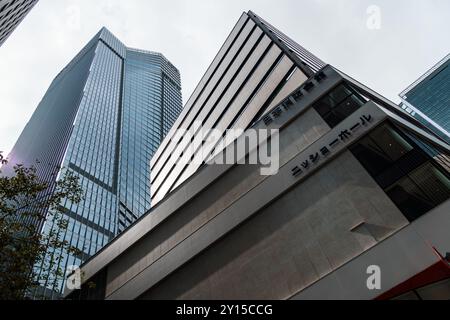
left=313, top=83, right=366, bottom=128
left=391, top=278, right=450, bottom=300
left=350, top=123, right=450, bottom=222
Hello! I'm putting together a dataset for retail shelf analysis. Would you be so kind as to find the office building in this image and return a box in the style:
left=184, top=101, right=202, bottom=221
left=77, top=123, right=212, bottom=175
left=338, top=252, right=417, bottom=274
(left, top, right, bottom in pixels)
left=400, top=53, right=450, bottom=144
left=0, top=0, right=38, bottom=47
left=150, top=11, right=326, bottom=204
left=66, top=12, right=450, bottom=300
left=3, top=27, right=182, bottom=298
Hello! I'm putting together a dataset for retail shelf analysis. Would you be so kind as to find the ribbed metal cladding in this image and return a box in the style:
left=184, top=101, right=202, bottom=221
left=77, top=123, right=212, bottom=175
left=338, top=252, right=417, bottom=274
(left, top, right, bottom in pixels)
left=0, top=0, right=38, bottom=46
left=248, top=11, right=326, bottom=74
left=150, top=11, right=325, bottom=205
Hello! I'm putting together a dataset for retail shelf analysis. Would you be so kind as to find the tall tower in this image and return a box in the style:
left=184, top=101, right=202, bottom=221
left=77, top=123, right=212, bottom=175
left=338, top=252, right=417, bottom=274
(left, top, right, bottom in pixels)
left=400, top=53, right=450, bottom=144
left=3, top=27, right=182, bottom=298
left=0, top=0, right=38, bottom=47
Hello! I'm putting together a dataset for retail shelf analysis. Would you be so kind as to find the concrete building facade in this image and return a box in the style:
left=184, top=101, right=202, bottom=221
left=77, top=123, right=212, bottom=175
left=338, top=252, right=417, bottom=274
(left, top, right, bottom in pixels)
left=66, top=13, right=450, bottom=301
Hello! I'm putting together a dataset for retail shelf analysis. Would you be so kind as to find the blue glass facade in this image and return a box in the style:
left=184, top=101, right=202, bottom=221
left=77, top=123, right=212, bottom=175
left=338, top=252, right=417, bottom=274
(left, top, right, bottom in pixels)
left=118, top=49, right=182, bottom=231
left=4, top=28, right=182, bottom=298
left=400, top=54, right=450, bottom=144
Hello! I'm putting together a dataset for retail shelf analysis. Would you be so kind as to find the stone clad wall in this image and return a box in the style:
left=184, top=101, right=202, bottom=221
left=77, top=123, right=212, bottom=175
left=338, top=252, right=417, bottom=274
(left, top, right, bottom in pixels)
left=140, top=151, right=408, bottom=299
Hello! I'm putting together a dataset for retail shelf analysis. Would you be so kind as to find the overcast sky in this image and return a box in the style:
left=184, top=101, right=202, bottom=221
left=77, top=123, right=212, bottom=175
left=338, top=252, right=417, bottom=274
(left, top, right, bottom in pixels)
left=0, top=0, right=449, bottom=155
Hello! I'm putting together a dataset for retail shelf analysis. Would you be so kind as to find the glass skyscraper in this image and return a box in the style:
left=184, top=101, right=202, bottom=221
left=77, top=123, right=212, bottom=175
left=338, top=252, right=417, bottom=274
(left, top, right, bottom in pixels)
left=3, top=27, right=182, bottom=298
left=0, top=0, right=38, bottom=47
left=400, top=53, right=450, bottom=144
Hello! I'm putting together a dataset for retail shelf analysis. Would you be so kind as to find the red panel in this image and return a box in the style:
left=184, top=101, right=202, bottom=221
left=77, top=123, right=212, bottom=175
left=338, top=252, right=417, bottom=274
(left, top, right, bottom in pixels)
left=376, top=250, right=450, bottom=300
